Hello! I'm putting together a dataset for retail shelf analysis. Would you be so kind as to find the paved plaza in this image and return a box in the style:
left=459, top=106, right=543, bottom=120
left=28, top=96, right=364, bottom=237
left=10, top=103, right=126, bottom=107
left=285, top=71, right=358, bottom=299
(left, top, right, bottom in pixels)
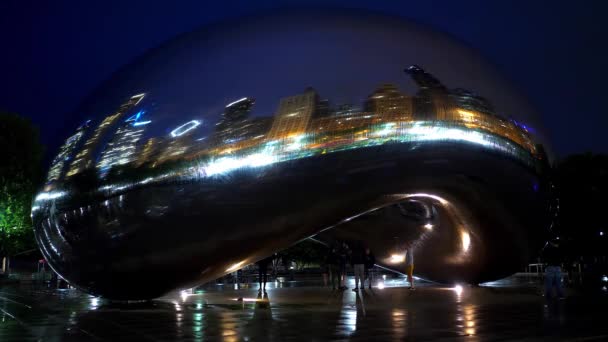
left=1, top=277, right=607, bottom=341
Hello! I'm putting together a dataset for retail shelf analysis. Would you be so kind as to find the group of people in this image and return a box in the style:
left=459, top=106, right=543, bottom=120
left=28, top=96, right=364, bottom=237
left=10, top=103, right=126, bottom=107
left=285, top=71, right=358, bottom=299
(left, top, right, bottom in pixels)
left=255, top=240, right=417, bottom=293
left=325, top=241, right=376, bottom=291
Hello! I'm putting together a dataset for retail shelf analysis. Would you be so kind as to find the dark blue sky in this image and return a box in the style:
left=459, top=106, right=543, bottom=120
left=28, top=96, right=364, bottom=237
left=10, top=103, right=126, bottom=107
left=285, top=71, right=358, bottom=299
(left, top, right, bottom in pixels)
left=1, top=0, right=606, bottom=159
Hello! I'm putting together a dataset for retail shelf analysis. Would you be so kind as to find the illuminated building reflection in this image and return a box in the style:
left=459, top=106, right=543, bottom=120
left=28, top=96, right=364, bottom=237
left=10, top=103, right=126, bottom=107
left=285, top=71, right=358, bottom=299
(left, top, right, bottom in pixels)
left=39, top=66, right=540, bottom=201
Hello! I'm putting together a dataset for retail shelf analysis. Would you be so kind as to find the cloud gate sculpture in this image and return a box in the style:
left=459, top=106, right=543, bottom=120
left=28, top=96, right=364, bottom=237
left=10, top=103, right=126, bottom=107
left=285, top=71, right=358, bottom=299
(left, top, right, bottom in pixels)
left=32, top=11, right=553, bottom=300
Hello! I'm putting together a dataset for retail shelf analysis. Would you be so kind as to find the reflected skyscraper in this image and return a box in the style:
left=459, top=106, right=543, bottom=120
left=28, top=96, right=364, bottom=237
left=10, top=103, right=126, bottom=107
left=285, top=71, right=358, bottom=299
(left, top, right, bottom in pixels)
left=214, top=97, right=255, bottom=145
left=449, top=88, right=495, bottom=116
left=157, top=120, right=202, bottom=163
left=334, top=104, right=361, bottom=117
left=267, top=87, right=319, bottom=140
left=96, top=110, right=150, bottom=175
left=315, top=99, right=331, bottom=118
left=365, top=84, right=413, bottom=122
left=405, top=65, right=456, bottom=120
left=135, top=138, right=161, bottom=167
left=45, top=120, right=91, bottom=186
left=67, top=93, right=145, bottom=177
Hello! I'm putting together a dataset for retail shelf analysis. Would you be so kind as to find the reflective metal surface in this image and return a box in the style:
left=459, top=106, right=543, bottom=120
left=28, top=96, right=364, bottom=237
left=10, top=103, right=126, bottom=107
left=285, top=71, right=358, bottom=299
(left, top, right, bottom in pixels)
left=32, top=11, right=552, bottom=299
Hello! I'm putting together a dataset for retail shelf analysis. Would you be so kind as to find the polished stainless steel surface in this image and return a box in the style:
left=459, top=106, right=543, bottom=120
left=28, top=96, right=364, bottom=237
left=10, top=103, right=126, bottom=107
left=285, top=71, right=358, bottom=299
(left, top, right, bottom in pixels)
left=32, top=11, right=552, bottom=299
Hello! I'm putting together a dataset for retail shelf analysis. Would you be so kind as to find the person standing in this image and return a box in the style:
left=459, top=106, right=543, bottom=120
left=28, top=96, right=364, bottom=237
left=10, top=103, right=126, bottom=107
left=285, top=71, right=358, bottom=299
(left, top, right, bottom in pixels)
left=256, top=254, right=274, bottom=293
left=338, top=241, right=350, bottom=290
left=350, top=242, right=366, bottom=291
left=364, top=247, right=376, bottom=289
left=405, top=244, right=415, bottom=290
left=327, top=243, right=341, bottom=290
left=542, top=238, right=565, bottom=301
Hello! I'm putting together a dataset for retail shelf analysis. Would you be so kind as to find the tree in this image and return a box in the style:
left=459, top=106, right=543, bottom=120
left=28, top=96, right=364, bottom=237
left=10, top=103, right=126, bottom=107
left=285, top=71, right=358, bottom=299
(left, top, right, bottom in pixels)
left=0, top=112, right=44, bottom=273
left=279, top=239, right=327, bottom=271
left=554, top=153, right=608, bottom=259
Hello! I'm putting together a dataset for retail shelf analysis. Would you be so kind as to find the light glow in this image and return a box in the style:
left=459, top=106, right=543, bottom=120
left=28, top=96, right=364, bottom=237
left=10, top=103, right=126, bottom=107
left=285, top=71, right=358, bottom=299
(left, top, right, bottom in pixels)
left=404, top=193, right=449, bottom=205
left=424, top=223, right=433, bottom=230
left=201, top=151, right=276, bottom=177
left=171, top=120, right=201, bottom=137
left=133, top=120, right=152, bottom=126
left=453, top=285, right=463, bottom=295
left=226, top=97, right=248, bottom=108
left=390, top=254, right=405, bottom=263
left=34, top=191, right=67, bottom=202
left=233, top=297, right=263, bottom=302
left=461, top=231, right=471, bottom=252
left=226, top=261, right=245, bottom=273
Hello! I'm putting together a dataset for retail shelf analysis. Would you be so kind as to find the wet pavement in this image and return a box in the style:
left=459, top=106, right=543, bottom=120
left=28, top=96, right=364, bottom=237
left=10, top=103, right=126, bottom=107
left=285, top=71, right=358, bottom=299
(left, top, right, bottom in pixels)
left=1, top=277, right=608, bottom=341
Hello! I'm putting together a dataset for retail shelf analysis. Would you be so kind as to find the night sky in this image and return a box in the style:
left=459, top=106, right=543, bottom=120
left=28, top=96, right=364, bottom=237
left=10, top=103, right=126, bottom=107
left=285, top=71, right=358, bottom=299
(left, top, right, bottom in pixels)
left=1, top=0, right=607, bottom=161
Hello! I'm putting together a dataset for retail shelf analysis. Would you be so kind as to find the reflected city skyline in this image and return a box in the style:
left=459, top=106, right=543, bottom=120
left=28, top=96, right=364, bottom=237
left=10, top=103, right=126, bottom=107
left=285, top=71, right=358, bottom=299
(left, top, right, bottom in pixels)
left=41, top=65, right=541, bottom=194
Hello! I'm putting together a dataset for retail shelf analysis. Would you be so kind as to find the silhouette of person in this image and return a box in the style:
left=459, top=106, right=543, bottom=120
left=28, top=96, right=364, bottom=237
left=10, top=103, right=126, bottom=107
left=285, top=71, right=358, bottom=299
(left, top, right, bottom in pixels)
left=338, top=241, right=351, bottom=290
left=542, top=238, right=565, bottom=300
left=405, top=243, right=415, bottom=290
left=350, top=241, right=366, bottom=291
left=364, top=247, right=376, bottom=289
left=327, top=242, right=341, bottom=290
left=256, top=254, right=274, bottom=293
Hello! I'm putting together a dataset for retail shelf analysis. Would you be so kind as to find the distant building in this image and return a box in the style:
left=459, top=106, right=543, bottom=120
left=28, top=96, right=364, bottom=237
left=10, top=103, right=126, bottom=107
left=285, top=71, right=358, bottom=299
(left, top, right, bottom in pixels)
left=365, top=84, right=413, bottom=122
left=267, top=87, right=319, bottom=140
left=45, top=120, right=91, bottom=185
left=67, top=93, right=145, bottom=177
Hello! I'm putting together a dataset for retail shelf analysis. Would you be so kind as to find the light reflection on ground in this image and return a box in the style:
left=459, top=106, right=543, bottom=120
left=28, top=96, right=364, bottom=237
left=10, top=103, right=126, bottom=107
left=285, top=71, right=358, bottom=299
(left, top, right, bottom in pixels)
left=1, top=277, right=607, bottom=341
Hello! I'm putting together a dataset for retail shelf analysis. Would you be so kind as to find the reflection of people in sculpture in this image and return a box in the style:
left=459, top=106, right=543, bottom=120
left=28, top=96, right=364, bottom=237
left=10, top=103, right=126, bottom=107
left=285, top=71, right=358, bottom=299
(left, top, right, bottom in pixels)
left=364, top=247, right=376, bottom=289
left=338, top=242, right=350, bottom=290
left=327, top=243, right=341, bottom=290
left=350, top=241, right=366, bottom=291
left=256, top=255, right=274, bottom=293
left=405, top=244, right=415, bottom=290
left=255, top=290, right=270, bottom=309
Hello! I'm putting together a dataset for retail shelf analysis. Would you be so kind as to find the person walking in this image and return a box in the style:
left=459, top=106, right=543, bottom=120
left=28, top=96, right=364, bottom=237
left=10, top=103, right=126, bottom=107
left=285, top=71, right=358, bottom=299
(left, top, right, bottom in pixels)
left=350, top=242, right=366, bottom=291
left=256, top=254, right=274, bottom=293
left=405, top=244, right=415, bottom=290
left=364, top=247, right=376, bottom=289
left=542, top=238, right=565, bottom=301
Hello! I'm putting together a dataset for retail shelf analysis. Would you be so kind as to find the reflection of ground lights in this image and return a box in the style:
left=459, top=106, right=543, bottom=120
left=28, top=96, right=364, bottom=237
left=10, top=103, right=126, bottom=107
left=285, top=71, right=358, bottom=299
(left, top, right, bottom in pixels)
left=89, top=297, right=100, bottom=310
left=453, top=285, right=464, bottom=296
left=463, top=305, right=476, bottom=336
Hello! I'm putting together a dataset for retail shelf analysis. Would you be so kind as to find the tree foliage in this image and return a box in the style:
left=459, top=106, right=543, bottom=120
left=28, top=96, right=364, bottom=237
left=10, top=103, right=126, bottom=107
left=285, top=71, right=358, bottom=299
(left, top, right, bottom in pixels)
left=0, top=112, right=44, bottom=257
left=554, top=153, right=608, bottom=256
left=279, top=239, right=327, bottom=270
